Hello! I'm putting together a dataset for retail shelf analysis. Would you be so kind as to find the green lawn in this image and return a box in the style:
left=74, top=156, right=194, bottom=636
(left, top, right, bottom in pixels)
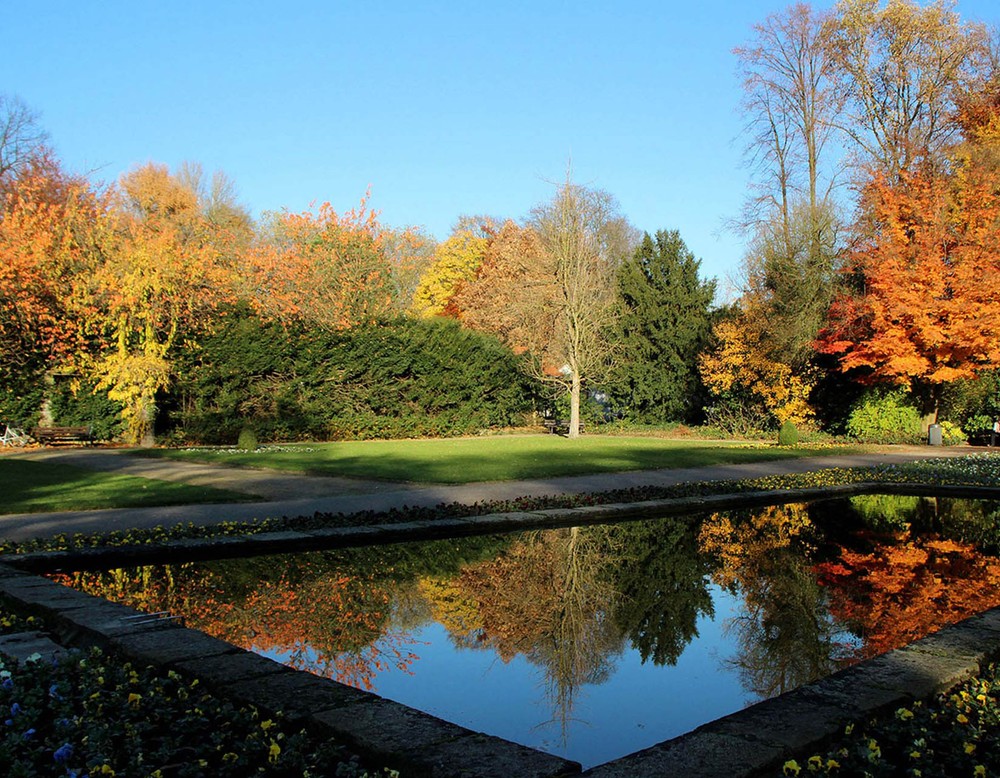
left=0, top=459, right=250, bottom=515
left=139, top=435, right=872, bottom=483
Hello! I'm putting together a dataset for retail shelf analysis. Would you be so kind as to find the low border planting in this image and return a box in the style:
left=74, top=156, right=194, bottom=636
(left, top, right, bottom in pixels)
left=0, top=611, right=396, bottom=778
left=777, top=667, right=1000, bottom=777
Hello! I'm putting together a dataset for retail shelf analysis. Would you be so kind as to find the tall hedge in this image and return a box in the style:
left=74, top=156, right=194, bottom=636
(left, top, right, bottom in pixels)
left=169, top=310, right=538, bottom=443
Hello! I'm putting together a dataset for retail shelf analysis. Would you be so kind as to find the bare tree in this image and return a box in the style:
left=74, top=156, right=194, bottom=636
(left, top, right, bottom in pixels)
left=827, top=0, right=991, bottom=177
left=735, top=3, right=841, bottom=256
left=0, top=94, right=49, bottom=183
left=530, top=178, right=636, bottom=437
left=457, top=178, right=635, bottom=438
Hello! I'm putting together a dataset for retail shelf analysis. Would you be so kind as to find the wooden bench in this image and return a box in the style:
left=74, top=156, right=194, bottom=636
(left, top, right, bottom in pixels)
left=32, top=426, right=94, bottom=446
left=543, top=419, right=585, bottom=435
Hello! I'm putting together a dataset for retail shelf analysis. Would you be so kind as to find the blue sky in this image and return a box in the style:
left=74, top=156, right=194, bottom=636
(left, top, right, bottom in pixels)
left=6, top=1, right=998, bottom=289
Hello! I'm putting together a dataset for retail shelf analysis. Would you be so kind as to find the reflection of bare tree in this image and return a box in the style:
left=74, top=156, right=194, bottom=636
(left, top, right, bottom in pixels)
left=453, top=527, right=624, bottom=744
left=699, top=505, right=837, bottom=699
left=532, top=527, right=624, bottom=741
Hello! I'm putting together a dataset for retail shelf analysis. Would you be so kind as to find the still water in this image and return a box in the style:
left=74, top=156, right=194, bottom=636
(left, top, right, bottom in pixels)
left=55, top=495, right=1000, bottom=768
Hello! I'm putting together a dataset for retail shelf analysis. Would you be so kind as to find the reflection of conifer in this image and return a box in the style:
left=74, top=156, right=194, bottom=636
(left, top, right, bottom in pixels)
left=605, top=516, right=714, bottom=666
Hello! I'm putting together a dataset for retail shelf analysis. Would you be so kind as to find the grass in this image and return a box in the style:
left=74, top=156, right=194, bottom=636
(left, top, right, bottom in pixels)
left=4, top=452, right=995, bottom=558
left=138, top=435, right=873, bottom=483
left=0, top=459, right=250, bottom=516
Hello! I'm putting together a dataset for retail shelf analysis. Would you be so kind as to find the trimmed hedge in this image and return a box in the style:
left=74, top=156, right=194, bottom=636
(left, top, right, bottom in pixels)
left=168, top=310, right=539, bottom=444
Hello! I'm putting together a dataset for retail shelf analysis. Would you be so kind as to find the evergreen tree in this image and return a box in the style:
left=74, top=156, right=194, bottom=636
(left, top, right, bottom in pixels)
left=609, top=230, right=716, bottom=423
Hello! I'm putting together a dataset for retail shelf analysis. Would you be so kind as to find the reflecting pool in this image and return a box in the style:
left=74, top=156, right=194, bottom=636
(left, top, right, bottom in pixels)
left=54, top=495, right=1000, bottom=768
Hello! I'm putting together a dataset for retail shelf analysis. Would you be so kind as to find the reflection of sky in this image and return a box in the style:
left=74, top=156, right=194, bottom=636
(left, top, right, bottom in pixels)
left=259, top=584, right=750, bottom=770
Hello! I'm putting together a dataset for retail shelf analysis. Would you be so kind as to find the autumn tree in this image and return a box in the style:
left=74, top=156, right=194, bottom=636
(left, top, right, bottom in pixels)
left=453, top=219, right=549, bottom=348
left=827, top=0, right=991, bottom=177
left=410, top=227, right=489, bottom=317
left=383, top=226, right=436, bottom=314
left=699, top=314, right=814, bottom=432
left=608, top=230, right=716, bottom=423
left=248, top=195, right=398, bottom=331
left=817, top=152, right=1000, bottom=423
left=0, top=154, right=104, bottom=422
left=174, top=161, right=254, bottom=237
left=86, top=162, right=236, bottom=444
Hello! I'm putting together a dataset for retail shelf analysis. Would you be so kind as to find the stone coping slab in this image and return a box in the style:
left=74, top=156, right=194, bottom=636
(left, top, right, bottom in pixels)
left=10, top=481, right=1000, bottom=574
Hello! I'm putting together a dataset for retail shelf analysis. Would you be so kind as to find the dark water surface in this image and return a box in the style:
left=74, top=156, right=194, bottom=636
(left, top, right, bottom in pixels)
left=55, top=495, right=1000, bottom=768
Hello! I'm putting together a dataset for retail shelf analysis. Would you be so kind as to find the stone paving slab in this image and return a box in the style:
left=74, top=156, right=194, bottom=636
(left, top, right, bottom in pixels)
left=0, top=630, right=67, bottom=663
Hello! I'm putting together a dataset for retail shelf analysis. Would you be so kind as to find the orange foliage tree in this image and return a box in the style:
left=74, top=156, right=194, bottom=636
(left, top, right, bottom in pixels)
left=248, top=194, right=398, bottom=330
left=0, top=156, right=101, bottom=382
left=452, top=219, right=550, bottom=347
left=818, top=94, right=1000, bottom=420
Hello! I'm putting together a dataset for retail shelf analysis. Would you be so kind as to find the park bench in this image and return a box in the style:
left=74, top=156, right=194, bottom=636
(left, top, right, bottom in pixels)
left=31, top=425, right=94, bottom=446
left=543, top=419, right=586, bottom=435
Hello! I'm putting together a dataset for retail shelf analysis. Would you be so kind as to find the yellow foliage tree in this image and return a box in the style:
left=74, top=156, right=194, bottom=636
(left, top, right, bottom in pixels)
left=410, top=230, right=489, bottom=318
left=699, top=316, right=814, bottom=427
left=86, top=163, right=234, bottom=445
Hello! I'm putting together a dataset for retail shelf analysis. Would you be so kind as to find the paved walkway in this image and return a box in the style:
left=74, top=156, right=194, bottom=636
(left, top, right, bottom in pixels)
left=0, top=445, right=979, bottom=542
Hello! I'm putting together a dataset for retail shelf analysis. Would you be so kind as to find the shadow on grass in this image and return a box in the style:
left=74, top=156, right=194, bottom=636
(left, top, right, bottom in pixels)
left=137, top=437, right=867, bottom=484
left=1, top=459, right=252, bottom=515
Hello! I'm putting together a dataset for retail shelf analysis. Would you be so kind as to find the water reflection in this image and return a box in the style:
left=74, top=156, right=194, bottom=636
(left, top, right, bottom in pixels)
left=53, top=496, right=1000, bottom=767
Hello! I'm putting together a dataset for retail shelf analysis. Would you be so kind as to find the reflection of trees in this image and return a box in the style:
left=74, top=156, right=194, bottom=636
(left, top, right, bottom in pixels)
left=454, top=527, right=624, bottom=741
left=604, top=516, right=713, bottom=666
left=57, top=557, right=412, bottom=691
left=699, top=505, right=838, bottom=698
left=817, top=536, right=1000, bottom=659
left=57, top=538, right=513, bottom=692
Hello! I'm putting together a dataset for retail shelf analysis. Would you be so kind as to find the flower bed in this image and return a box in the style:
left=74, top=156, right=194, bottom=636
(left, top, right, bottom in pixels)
left=779, top=667, right=1000, bottom=776
left=0, top=612, right=396, bottom=778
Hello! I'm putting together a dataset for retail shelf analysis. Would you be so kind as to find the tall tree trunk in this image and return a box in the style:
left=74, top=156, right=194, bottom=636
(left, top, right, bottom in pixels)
left=568, top=370, right=582, bottom=439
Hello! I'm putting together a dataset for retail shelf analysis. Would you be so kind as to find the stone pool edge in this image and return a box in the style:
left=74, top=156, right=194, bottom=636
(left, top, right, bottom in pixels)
left=8, top=481, right=1000, bottom=573
left=2, top=482, right=1000, bottom=777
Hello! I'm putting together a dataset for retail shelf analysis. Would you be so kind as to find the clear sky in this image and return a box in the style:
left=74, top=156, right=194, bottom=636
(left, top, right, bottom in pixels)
left=6, top=1, right=998, bottom=291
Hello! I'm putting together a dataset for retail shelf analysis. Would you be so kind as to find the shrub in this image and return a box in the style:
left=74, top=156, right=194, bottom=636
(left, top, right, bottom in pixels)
left=939, top=420, right=967, bottom=446
left=964, top=414, right=994, bottom=435
left=846, top=390, right=923, bottom=444
left=777, top=420, right=799, bottom=446
left=170, top=309, right=539, bottom=443
left=237, top=427, right=258, bottom=450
